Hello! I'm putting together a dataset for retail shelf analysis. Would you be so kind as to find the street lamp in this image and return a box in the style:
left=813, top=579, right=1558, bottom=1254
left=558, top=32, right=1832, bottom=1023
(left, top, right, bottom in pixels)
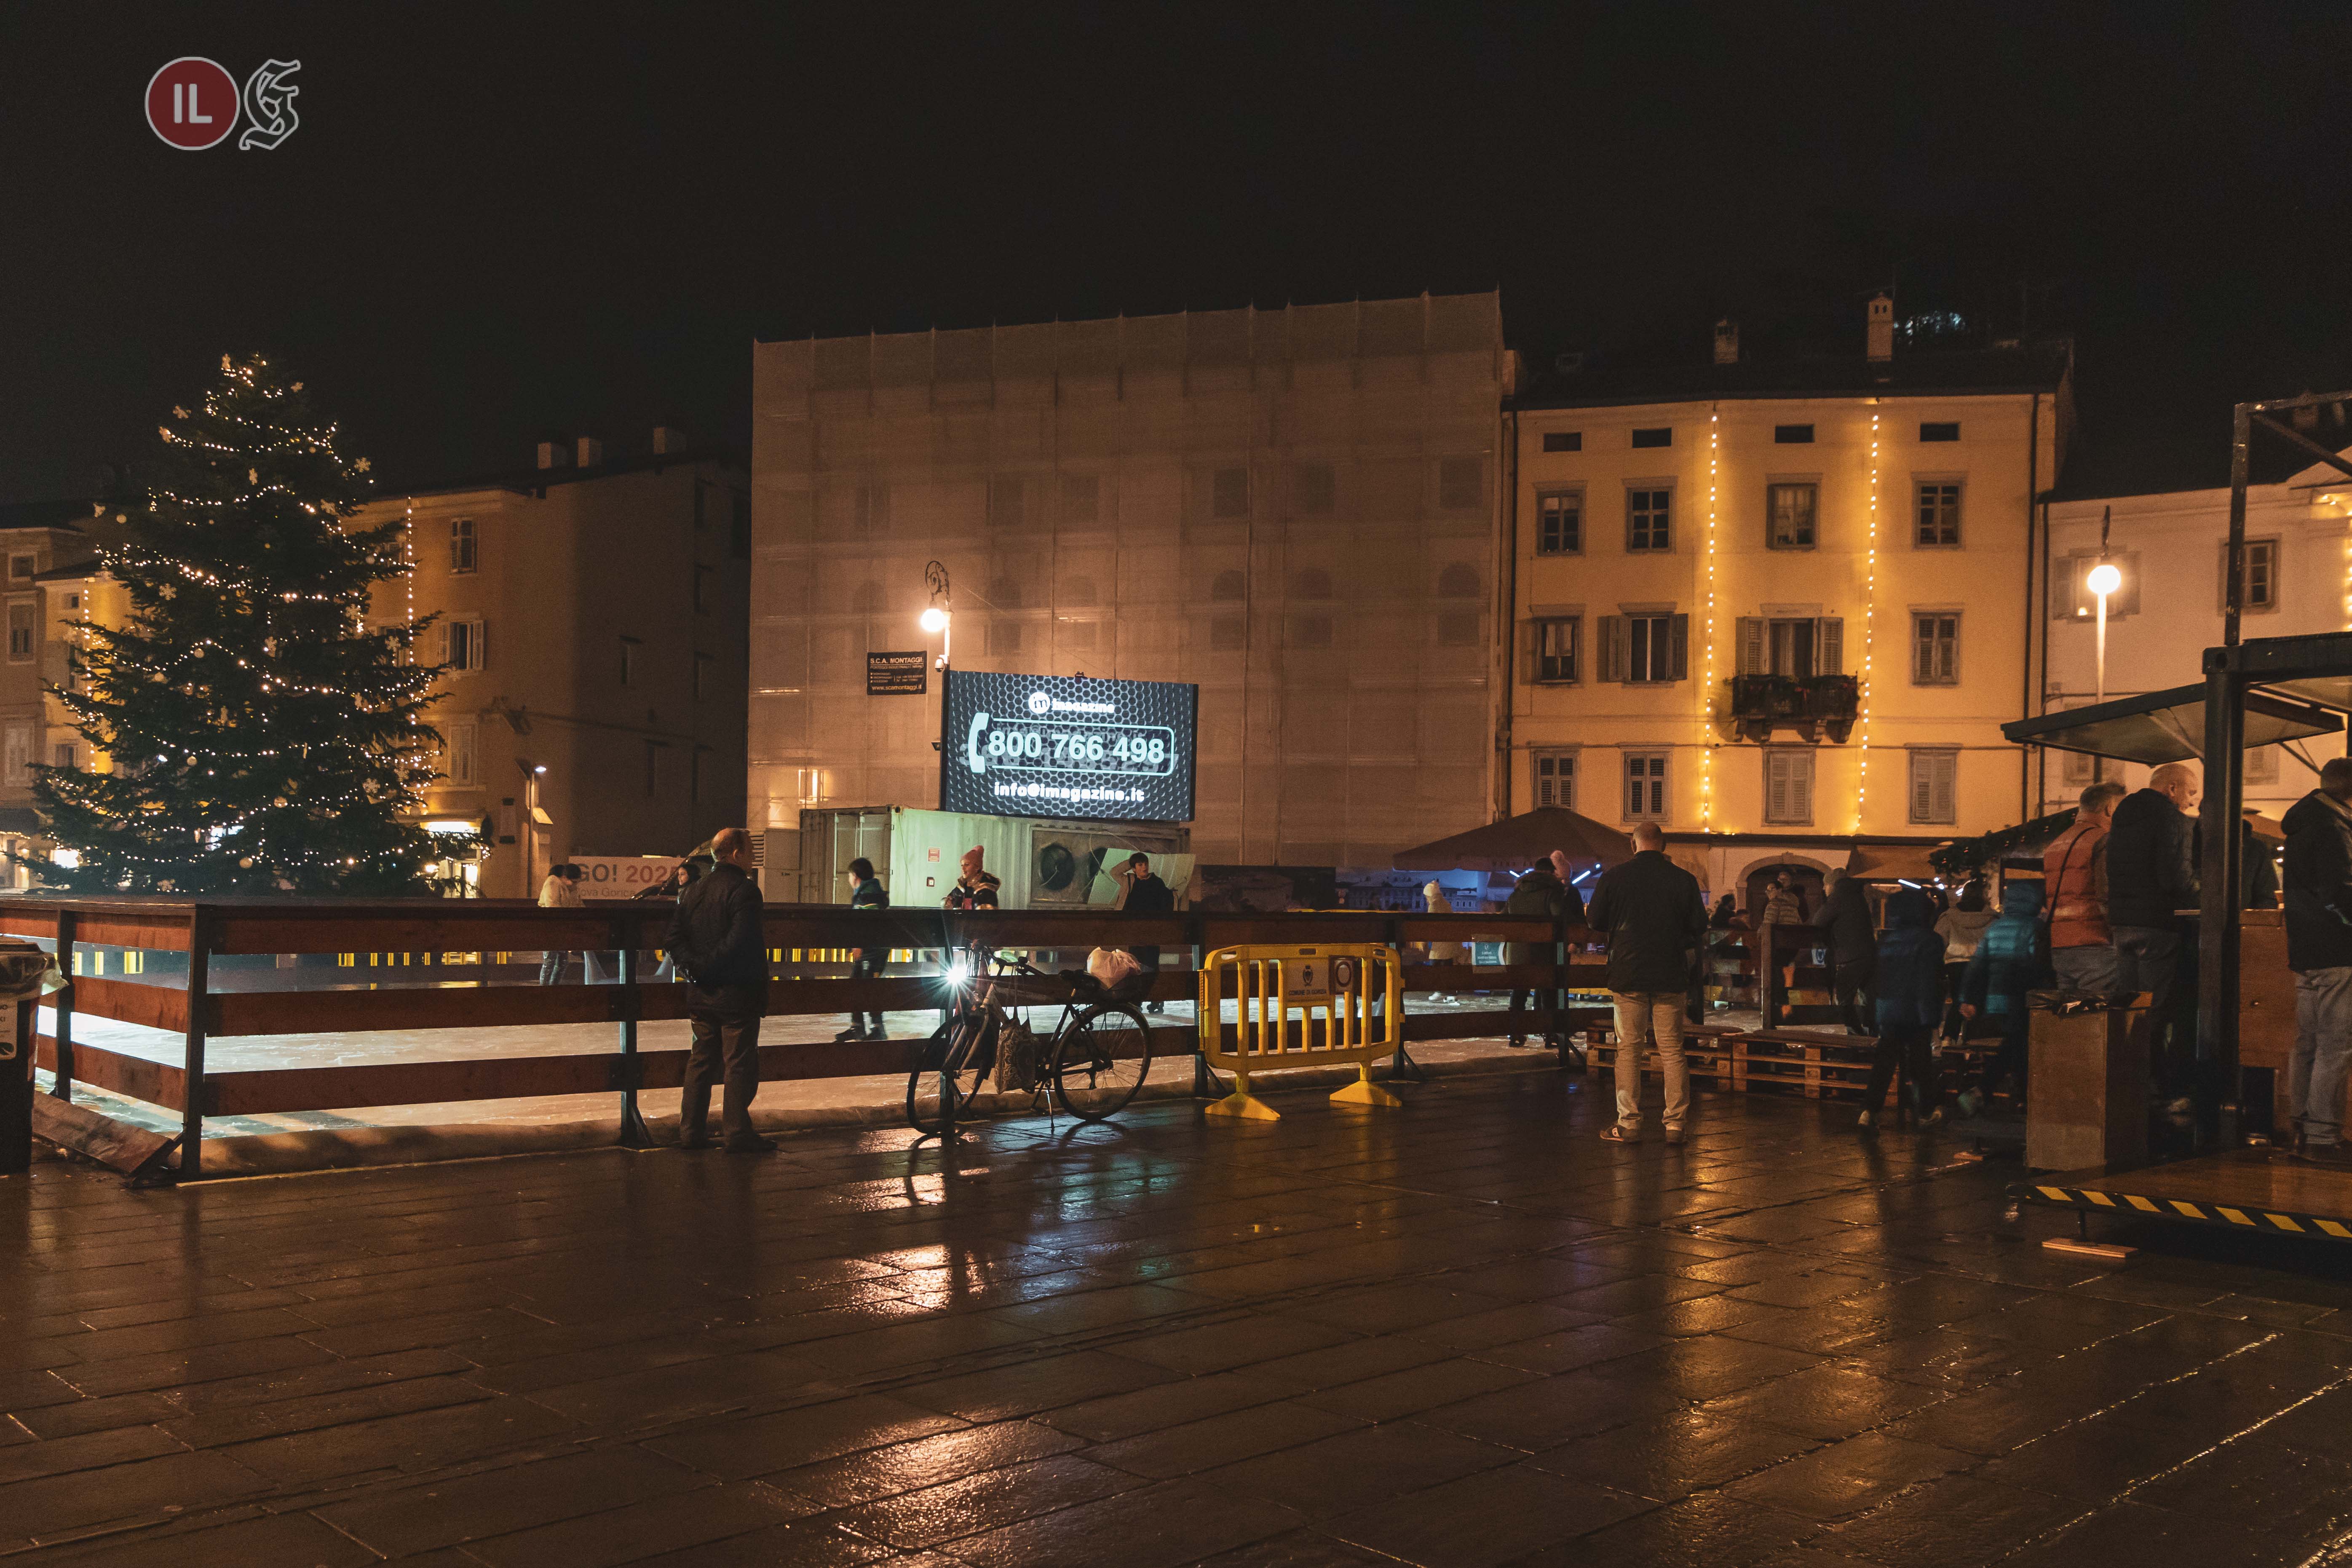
left=2087, top=560, right=2122, bottom=703
left=921, top=559, right=952, bottom=669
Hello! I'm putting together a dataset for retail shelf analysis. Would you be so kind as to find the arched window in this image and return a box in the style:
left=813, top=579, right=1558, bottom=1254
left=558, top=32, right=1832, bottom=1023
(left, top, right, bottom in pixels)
left=988, top=578, right=1022, bottom=610
left=1062, top=576, right=1097, bottom=607
left=1211, top=570, right=1247, bottom=602
left=1436, top=563, right=1480, bottom=599
left=1290, top=568, right=1333, bottom=600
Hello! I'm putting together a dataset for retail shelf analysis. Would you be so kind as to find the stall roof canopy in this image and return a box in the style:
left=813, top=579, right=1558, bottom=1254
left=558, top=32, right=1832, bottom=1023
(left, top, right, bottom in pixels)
left=1391, top=806, right=1632, bottom=873
left=2001, top=684, right=2341, bottom=764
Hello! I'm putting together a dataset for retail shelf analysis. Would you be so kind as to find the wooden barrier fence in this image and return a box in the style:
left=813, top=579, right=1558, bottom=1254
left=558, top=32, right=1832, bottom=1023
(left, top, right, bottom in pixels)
left=0, top=896, right=1606, bottom=1178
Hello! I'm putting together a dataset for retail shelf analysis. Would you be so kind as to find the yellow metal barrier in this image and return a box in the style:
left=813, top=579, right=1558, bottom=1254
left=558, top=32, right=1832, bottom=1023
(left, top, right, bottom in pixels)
left=1197, top=944, right=1405, bottom=1121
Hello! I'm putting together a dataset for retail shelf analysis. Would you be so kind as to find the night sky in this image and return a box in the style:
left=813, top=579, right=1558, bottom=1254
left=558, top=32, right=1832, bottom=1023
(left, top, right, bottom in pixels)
left=8, top=3, right=2349, bottom=502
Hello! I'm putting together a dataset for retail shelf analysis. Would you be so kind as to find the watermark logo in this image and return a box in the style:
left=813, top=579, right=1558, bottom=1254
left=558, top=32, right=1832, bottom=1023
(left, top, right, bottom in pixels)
left=239, top=59, right=301, bottom=150
left=145, top=57, right=301, bottom=151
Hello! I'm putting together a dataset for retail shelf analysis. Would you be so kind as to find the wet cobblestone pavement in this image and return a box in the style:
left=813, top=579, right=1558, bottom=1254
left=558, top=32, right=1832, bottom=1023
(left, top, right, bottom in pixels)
left=9, top=1070, right=2352, bottom=1565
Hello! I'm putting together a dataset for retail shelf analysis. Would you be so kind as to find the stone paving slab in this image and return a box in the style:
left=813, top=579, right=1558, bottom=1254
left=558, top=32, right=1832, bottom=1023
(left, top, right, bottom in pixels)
left=8, top=1072, right=2352, bottom=1564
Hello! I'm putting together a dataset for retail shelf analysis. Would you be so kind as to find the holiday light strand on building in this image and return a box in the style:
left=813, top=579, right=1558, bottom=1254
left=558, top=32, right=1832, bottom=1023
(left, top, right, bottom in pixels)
left=1701, top=409, right=1721, bottom=831
left=1854, top=410, right=1881, bottom=832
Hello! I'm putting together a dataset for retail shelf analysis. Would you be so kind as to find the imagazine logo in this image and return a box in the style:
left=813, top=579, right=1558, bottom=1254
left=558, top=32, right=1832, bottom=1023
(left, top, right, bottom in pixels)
left=1026, top=690, right=1052, bottom=715
left=145, top=57, right=301, bottom=150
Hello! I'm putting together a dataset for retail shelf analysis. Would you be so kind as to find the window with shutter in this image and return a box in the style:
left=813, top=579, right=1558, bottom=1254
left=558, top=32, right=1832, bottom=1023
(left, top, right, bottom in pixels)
left=1622, top=615, right=1679, bottom=683
left=1817, top=617, right=1843, bottom=675
left=1764, top=750, right=1814, bottom=824
left=1909, top=750, right=1959, bottom=824
left=1911, top=614, right=1958, bottom=684
left=1669, top=614, right=1689, bottom=681
left=1598, top=615, right=1625, bottom=682
left=1534, top=751, right=1576, bottom=808
left=1623, top=753, right=1669, bottom=821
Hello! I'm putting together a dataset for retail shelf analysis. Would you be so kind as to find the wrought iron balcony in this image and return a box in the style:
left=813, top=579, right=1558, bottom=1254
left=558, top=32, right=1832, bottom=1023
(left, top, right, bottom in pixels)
left=1727, top=673, right=1858, bottom=744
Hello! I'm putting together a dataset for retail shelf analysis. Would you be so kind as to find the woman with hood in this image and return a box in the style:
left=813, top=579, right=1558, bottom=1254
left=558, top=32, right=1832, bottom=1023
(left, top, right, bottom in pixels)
left=1957, top=880, right=2051, bottom=1116
left=1934, top=879, right=1996, bottom=1044
left=1502, top=852, right=1586, bottom=1049
left=1858, top=888, right=1945, bottom=1128
left=1811, top=868, right=1878, bottom=1035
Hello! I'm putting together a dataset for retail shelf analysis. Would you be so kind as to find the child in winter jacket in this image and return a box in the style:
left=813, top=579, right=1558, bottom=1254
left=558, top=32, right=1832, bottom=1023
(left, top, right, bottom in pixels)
left=1860, top=888, right=1946, bottom=1128
left=1958, top=880, right=2050, bottom=1115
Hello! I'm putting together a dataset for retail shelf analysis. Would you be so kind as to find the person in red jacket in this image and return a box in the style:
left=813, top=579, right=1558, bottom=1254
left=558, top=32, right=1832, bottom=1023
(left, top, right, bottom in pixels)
left=2044, top=781, right=2125, bottom=993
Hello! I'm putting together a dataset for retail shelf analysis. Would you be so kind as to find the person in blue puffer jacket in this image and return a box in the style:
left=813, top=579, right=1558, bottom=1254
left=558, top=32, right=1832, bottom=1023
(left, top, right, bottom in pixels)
left=1858, top=888, right=1945, bottom=1129
left=1958, top=880, right=2050, bottom=1116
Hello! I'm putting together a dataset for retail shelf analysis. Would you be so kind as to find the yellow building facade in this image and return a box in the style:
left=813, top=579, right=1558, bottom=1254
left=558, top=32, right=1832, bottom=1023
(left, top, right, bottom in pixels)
left=1506, top=340, right=2071, bottom=899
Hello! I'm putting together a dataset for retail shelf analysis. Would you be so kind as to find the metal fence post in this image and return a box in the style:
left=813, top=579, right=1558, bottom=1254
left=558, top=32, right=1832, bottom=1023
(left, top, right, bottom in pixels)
left=51, top=910, right=75, bottom=1104
left=178, top=908, right=211, bottom=1180
left=616, top=912, right=651, bottom=1147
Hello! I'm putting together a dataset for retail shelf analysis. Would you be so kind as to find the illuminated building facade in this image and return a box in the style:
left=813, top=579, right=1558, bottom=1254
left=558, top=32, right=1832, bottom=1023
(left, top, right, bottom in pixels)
left=1505, top=315, right=2071, bottom=900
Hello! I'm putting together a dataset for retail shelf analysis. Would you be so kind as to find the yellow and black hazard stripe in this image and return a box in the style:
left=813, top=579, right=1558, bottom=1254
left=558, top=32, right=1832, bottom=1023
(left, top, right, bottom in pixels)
left=2013, top=1180, right=2352, bottom=1241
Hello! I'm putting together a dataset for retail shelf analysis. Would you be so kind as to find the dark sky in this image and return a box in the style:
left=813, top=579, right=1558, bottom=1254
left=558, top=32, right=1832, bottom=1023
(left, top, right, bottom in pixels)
left=7, top=3, right=2350, bottom=501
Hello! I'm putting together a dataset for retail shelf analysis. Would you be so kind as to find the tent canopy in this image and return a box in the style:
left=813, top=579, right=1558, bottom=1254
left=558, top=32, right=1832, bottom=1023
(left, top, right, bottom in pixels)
left=1845, top=842, right=1945, bottom=882
left=2001, top=683, right=2341, bottom=765
left=1391, top=806, right=1632, bottom=873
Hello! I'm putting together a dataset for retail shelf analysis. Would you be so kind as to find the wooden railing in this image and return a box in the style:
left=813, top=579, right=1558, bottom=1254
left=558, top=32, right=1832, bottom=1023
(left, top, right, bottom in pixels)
left=0, top=896, right=1605, bottom=1178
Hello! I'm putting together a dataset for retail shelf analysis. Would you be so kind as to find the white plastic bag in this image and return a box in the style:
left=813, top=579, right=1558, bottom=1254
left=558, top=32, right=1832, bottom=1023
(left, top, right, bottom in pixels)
left=1086, top=947, right=1143, bottom=990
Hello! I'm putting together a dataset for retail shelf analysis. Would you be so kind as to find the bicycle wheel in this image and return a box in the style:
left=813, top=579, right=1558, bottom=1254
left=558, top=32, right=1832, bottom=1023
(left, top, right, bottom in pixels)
left=907, top=1011, right=992, bottom=1135
left=1049, top=1003, right=1153, bottom=1121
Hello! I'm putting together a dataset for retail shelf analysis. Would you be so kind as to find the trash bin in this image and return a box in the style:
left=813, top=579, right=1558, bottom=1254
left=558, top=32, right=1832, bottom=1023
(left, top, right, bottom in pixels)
left=2026, top=989, right=2151, bottom=1172
left=0, top=939, right=58, bottom=1175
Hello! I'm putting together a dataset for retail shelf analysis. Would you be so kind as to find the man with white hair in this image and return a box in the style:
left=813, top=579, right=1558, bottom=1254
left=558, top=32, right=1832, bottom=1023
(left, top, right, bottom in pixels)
left=1583, top=821, right=1708, bottom=1144
left=2107, top=761, right=2201, bottom=1103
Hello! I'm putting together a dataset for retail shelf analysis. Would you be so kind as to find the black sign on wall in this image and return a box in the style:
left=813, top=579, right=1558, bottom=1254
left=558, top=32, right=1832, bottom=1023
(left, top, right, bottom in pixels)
left=938, top=669, right=1198, bottom=823
left=867, top=651, right=929, bottom=696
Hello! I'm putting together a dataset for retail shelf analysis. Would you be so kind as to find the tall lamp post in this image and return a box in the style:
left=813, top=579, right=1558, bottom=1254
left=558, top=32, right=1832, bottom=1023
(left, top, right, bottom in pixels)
left=2087, top=559, right=2122, bottom=703
left=517, top=759, right=549, bottom=894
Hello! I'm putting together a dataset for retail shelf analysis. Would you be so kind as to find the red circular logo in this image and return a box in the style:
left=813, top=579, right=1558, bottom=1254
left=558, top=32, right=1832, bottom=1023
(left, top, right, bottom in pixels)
left=146, top=58, right=238, bottom=150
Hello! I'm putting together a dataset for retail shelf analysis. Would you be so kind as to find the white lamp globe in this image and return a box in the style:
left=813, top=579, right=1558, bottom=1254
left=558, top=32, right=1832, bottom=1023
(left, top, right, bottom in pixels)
left=919, top=606, right=949, bottom=633
left=2087, top=562, right=2122, bottom=597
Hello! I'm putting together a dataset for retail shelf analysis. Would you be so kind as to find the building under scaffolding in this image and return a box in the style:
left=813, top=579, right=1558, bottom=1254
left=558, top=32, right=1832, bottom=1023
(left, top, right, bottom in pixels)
left=748, top=293, right=1511, bottom=887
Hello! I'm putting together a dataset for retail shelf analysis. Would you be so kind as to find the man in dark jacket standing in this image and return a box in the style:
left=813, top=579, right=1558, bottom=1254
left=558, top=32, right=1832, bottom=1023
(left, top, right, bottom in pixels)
left=1584, top=823, right=1706, bottom=1144
left=1811, top=869, right=1877, bottom=1034
left=2284, top=759, right=2352, bottom=1164
left=666, top=828, right=772, bottom=1152
left=836, top=857, right=890, bottom=1044
left=1115, top=853, right=1177, bottom=1012
left=2106, top=762, right=2200, bottom=1011
left=1502, top=852, right=1586, bottom=1049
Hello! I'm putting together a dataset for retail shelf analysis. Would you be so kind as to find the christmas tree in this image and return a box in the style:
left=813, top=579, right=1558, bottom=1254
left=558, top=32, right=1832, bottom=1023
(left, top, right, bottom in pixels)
left=36, top=354, right=447, bottom=894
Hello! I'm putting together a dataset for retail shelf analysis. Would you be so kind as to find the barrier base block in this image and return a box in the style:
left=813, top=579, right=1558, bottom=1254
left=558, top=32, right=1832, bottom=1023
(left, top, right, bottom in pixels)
left=1204, top=1089, right=1282, bottom=1121
left=1330, top=1073, right=1403, bottom=1109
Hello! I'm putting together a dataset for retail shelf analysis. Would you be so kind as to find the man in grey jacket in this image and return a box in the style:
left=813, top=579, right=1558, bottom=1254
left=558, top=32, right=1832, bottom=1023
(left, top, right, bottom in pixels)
left=1584, top=823, right=1707, bottom=1145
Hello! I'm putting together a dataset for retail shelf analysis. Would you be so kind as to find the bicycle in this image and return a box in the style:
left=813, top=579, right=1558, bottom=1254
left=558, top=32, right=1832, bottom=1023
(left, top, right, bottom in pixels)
left=906, top=953, right=1156, bottom=1134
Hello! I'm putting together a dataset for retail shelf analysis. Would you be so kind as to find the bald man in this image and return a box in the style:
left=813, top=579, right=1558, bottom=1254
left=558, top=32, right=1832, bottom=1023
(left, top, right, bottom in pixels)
left=2107, top=762, right=2201, bottom=1098
left=665, top=827, right=773, bottom=1151
left=1583, top=821, right=1707, bottom=1145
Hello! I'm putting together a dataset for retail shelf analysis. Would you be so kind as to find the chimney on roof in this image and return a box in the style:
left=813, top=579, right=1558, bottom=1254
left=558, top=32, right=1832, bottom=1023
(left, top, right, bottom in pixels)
left=650, top=425, right=690, bottom=455
left=575, top=436, right=603, bottom=468
left=536, top=440, right=570, bottom=470
left=1867, top=293, right=1894, bottom=364
left=1713, top=319, right=1739, bottom=366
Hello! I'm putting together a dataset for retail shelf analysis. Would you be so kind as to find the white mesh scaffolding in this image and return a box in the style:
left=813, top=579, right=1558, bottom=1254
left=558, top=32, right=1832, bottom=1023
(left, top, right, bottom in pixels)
left=749, top=293, right=1508, bottom=872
